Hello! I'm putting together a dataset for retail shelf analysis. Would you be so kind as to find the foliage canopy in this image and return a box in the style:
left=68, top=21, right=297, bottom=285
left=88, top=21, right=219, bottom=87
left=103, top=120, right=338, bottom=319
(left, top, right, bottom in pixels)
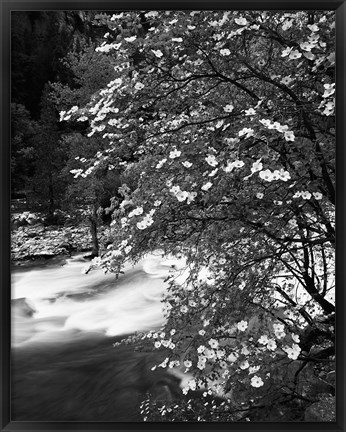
left=61, top=10, right=335, bottom=421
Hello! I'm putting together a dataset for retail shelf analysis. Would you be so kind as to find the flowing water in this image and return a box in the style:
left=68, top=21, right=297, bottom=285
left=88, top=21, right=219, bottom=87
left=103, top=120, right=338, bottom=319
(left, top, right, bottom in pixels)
left=11, top=253, right=186, bottom=421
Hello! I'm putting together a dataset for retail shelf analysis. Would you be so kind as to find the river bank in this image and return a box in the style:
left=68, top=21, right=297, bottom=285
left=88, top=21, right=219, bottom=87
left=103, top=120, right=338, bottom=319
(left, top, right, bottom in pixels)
left=11, top=219, right=111, bottom=263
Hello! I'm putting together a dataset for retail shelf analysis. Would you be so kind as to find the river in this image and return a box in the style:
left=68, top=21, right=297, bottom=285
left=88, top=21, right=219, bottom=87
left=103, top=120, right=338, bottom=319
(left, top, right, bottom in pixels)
left=11, top=253, right=186, bottom=421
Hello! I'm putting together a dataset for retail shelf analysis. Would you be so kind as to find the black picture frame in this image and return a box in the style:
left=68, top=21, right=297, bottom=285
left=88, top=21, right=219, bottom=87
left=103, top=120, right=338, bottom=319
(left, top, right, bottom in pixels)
left=1, top=1, right=345, bottom=431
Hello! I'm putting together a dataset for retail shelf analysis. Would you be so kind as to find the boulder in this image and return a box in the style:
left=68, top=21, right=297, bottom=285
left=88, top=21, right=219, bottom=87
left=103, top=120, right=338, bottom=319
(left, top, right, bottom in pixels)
left=27, top=214, right=38, bottom=225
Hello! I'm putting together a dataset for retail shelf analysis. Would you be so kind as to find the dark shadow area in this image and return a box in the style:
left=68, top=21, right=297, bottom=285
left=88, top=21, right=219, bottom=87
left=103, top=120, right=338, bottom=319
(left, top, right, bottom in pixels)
left=11, top=334, right=181, bottom=422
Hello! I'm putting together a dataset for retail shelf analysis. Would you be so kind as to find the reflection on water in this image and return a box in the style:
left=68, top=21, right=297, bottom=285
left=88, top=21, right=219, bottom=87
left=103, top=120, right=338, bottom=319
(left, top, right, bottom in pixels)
left=11, top=252, right=186, bottom=421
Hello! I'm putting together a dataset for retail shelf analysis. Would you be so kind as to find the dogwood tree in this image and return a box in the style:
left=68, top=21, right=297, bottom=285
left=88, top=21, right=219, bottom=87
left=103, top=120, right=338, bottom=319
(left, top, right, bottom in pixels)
left=62, top=10, right=335, bottom=421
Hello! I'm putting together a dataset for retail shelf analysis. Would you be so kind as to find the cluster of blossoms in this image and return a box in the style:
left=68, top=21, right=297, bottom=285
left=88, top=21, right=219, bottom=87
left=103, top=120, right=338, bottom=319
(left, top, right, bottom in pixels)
left=70, top=162, right=101, bottom=177
left=169, top=148, right=182, bottom=159
left=319, top=100, right=335, bottom=116
left=247, top=159, right=263, bottom=176
left=280, top=75, right=294, bottom=86
left=145, top=331, right=177, bottom=356
left=273, top=322, right=286, bottom=339
left=169, top=185, right=197, bottom=203
left=95, top=42, right=122, bottom=53
left=182, top=379, right=196, bottom=394
left=291, top=333, right=300, bottom=344
left=223, top=159, right=245, bottom=173
left=151, top=49, right=164, bottom=58
left=322, top=83, right=335, bottom=98
left=205, top=154, right=218, bottom=167
left=220, top=48, right=231, bottom=56
left=194, top=343, right=226, bottom=372
left=201, top=182, right=213, bottom=191
left=70, top=168, right=84, bottom=179
left=235, top=17, right=248, bottom=26
left=258, top=168, right=291, bottom=182
left=244, top=107, right=256, bottom=116
left=156, top=158, right=167, bottom=169
left=146, top=279, right=308, bottom=399
left=81, top=256, right=103, bottom=274
left=250, top=375, right=264, bottom=388
left=258, top=335, right=277, bottom=351
left=238, top=127, right=255, bottom=138
left=136, top=210, right=155, bottom=230
left=182, top=161, right=193, bottom=168
left=259, top=119, right=295, bottom=141
left=293, top=191, right=323, bottom=200
left=282, top=343, right=302, bottom=360
left=223, top=104, right=234, bottom=113
left=319, top=83, right=335, bottom=116
left=128, top=206, right=143, bottom=218
left=134, top=82, right=145, bottom=91
left=281, top=47, right=303, bottom=61
left=123, top=245, right=133, bottom=255
left=237, top=320, right=248, bottom=331
left=59, top=105, right=79, bottom=121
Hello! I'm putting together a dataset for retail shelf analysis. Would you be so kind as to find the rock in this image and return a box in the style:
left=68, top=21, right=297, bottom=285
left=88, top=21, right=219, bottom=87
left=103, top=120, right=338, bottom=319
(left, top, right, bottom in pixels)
left=27, top=214, right=38, bottom=225
left=11, top=220, right=20, bottom=231
left=12, top=298, right=36, bottom=317
left=57, top=242, right=74, bottom=251
left=16, top=218, right=29, bottom=227
left=26, top=232, right=39, bottom=238
left=37, top=251, right=56, bottom=257
left=304, top=395, right=335, bottom=421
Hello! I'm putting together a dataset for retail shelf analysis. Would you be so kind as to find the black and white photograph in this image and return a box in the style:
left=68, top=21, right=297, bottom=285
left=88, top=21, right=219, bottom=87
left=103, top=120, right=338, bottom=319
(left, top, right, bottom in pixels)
left=5, top=5, right=341, bottom=426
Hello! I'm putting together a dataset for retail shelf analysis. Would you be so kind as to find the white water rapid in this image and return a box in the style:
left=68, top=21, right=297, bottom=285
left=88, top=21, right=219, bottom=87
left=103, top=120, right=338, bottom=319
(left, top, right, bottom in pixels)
left=11, top=252, right=187, bottom=347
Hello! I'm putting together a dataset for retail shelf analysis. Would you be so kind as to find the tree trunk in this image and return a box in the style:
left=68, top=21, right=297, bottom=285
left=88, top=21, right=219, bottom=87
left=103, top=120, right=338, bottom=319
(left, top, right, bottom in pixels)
left=89, top=206, right=99, bottom=257
left=48, top=172, right=54, bottom=217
